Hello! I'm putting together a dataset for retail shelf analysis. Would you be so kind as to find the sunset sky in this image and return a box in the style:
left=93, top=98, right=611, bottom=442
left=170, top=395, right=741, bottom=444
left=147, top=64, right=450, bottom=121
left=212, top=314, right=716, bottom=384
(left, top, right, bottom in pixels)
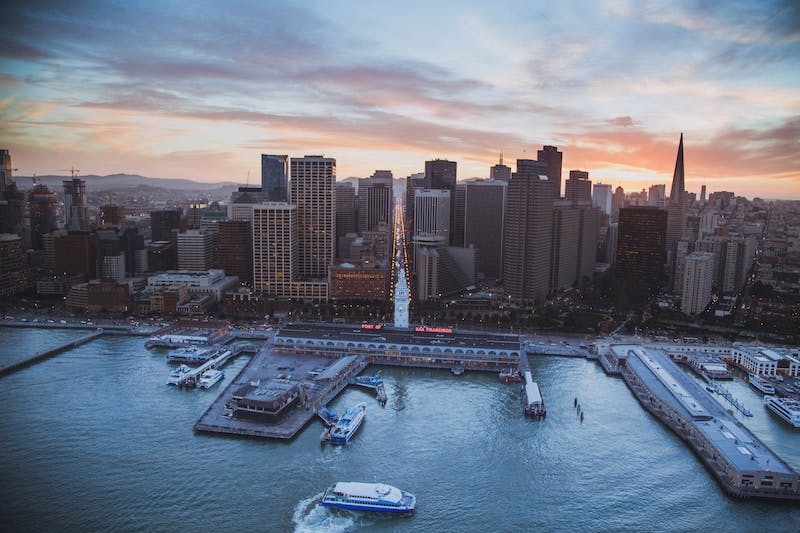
left=1, top=0, right=798, bottom=199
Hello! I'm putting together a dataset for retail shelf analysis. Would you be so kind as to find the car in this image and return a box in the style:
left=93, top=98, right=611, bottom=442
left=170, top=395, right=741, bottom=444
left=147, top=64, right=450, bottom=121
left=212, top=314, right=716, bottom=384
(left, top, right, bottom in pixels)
left=59, top=320, right=67, bottom=324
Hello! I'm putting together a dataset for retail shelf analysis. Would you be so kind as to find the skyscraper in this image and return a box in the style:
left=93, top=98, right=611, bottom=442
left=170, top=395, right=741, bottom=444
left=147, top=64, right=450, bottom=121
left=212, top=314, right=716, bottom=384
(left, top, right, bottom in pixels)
left=453, top=183, right=466, bottom=247
left=252, top=203, right=298, bottom=294
left=565, top=170, right=591, bottom=202
left=150, top=209, right=182, bottom=242
left=681, top=251, right=714, bottom=315
left=411, top=188, right=450, bottom=295
left=503, top=160, right=554, bottom=304
left=215, top=220, right=253, bottom=287
left=63, top=177, right=89, bottom=231
left=615, top=207, right=667, bottom=302
left=27, top=184, right=57, bottom=250
left=335, top=182, right=357, bottom=258
left=490, top=153, right=512, bottom=182
left=99, top=204, right=124, bottom=228
left=537, top=145, right=563, bottom=198
left=666, top=133, right=687, bottom=257
left=0, top=234, right=28, bottom=296
left=291, top=155, right=335, bottom=280
left=404, top=172, right=427, bottom=240
left=648, top=184, right=666, bottom=208
left=96, top=230, right=126, bottom=282
left=413, top=189, right=450, bottom=239
left=0, top=149, right=13, bottom=192
left=177, top=229, right=215, bottom=271
left=551, top=199, right=580, bottom=292
left=612, top=186, right=625, bottom=220
left=261, top=154, right=289, bottom=202
left=358, top=171, right=393, bottom=234
left=425, top=159, right=457, bottom=245
left=592, top=183, right=613, bottom=216
left=463, top=179, right=506, bottom=279
left=551, top=200, right=599, bottom=291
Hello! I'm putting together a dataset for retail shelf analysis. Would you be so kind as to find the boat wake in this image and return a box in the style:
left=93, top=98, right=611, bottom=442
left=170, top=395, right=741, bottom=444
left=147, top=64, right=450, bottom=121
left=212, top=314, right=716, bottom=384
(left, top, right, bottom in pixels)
left=292, top=492, right=363, bottom=533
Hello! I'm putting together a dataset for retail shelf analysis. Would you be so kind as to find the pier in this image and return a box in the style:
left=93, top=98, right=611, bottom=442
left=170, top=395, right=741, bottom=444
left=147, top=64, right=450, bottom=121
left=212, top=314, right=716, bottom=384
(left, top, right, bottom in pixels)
left=522, top=370, right=546, bottom=418
left=171, top=344, right=255, bottom=388
left=194, top=349, right=367, bottom=440
left=620, top=345, right=800, bottom=501
left=0, top=331, right=104, bottom=377
left=701, top=375, right=752, bottom=417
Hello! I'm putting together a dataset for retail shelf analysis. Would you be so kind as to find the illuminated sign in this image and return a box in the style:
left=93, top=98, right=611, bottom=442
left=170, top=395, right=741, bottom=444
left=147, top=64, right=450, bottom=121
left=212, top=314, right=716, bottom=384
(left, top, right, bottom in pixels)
left=361, top=323, right=383, bottom=330
left=414, top=326, right=453, bottom=334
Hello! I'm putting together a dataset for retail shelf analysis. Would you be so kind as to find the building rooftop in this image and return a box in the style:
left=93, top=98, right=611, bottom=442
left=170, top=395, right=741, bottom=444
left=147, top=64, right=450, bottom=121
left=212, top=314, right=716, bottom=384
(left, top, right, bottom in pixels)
left=626, top=347, right=793, bottom=475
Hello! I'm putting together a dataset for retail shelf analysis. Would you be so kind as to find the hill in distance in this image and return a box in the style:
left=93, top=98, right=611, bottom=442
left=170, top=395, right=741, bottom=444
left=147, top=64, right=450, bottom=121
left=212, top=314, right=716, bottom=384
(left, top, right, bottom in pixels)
left=15, top=173, right=242, bottom=191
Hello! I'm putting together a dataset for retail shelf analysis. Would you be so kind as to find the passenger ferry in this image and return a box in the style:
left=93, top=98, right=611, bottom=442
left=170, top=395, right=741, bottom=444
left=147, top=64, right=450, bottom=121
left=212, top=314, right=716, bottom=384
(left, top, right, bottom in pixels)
left=329, top=402, right=366, bottom=445
left=166, top=364, right=192, bottom=386
left=166, top=345, right=213, bottom=364
left=764, top=396, right=800, bottom=428
left=197, top=369, right=224, bottom=389
left=748, top=374, right=775, bottom=395
left=321, top=482, right=415, bottom=513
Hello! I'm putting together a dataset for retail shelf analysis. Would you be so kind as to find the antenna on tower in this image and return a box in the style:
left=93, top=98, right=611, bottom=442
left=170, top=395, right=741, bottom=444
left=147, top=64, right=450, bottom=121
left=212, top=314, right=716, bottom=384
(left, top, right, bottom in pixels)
left=499, top=150, right=504, bottom=166
left=246, top=170, right=250, bottom=187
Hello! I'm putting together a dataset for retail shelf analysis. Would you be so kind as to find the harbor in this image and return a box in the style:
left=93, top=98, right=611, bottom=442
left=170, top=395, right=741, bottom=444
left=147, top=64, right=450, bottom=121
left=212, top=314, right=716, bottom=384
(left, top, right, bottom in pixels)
left=2, top=326, right=800, bottom=531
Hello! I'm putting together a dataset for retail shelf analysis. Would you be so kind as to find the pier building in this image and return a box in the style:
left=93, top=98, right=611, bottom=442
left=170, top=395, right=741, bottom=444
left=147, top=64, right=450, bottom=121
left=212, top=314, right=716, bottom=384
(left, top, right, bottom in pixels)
left=618, top=345, right=800, bottom=501
left=272, top=322, right=521, bottom=372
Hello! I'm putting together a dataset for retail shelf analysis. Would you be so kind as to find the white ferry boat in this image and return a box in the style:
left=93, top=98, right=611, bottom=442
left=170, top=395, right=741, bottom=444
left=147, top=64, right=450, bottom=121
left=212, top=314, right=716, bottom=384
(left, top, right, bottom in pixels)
left=321, top=482, right=415, bottom=513
left=764, top=396, right=800, bottom=428
left=197, top=369, right=224, bottom=389
left=748, top=374, right=775, bottom=395
left=166, top=364, right=192, bottom=386
left=329, top=402, right=366, bottom=445
left=167, top=345, right=213, bottom=364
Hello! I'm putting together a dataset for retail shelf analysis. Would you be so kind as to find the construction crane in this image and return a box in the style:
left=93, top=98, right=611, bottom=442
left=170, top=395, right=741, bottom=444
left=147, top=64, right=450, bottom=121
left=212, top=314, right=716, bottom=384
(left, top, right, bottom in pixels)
left=59, top=167, right=81, bottom=178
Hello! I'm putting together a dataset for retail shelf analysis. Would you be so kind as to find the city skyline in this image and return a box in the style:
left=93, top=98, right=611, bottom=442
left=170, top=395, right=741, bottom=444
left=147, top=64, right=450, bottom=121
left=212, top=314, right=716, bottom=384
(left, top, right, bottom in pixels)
left=1, top=1, right=799, bottom=199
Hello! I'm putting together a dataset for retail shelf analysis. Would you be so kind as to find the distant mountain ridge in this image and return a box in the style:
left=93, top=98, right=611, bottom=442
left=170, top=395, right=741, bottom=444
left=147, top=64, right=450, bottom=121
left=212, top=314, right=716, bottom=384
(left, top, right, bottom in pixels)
left=14, top=173, right=411, bottom=195
left=14, top=173, right=242, bottom=191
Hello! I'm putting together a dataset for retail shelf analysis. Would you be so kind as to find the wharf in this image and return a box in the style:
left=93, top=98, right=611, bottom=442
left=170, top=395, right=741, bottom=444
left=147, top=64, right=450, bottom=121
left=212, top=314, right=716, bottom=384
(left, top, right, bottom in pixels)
left=524, top=339, right=591, bottom=358
left=620, top=345, right=800, bottom=501
left=172, top=344, right=256, bottom=388
left=194, top=348, right=367, bottom=440
left=0, top=331, right=104, bottom=377
left=274, top=322, right=521, bottom=372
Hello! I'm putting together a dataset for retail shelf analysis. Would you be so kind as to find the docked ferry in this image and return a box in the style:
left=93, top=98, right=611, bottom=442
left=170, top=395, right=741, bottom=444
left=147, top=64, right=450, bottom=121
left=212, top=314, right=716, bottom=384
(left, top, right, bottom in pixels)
left=329, top=403, right=366, bottom=445
left=166, top=364, right=192, bottom=386
left=748, top=374, right=775, bottom=395
left=764, top=396, right=800, bottom=428
left=197, top=369, right=224, bottom=389
left=321, top=482, right=416, bottom=513
left=167, top=345, right=213, bottom=364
